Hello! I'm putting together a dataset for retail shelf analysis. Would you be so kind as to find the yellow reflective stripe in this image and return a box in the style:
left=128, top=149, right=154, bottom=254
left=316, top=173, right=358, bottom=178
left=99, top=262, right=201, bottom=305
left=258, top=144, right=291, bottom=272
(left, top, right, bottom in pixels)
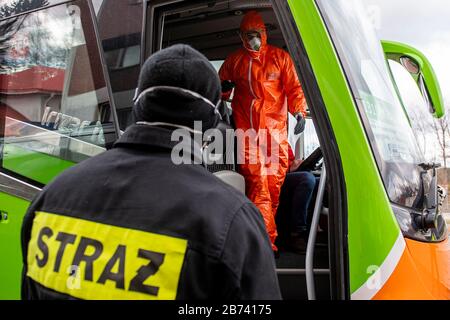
left=27, top=211, right=187, bottom=300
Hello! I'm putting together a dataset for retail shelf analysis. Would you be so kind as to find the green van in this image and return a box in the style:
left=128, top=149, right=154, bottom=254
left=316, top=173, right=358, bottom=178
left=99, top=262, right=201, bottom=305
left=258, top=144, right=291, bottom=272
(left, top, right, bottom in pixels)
left=0, top=0, right=448, bottom=299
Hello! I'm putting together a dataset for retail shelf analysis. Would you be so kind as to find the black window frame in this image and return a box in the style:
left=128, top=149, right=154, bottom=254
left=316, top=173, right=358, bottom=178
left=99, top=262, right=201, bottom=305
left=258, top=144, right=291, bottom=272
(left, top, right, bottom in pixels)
left=271, top=0, right=349, bottom=300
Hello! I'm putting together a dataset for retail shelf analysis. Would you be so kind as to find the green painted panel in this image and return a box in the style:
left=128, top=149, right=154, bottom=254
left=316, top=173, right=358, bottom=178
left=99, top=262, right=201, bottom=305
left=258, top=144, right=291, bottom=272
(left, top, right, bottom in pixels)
left=287, top=0, right=400, bottom=293
left=0, top=192, right=30, bottom=300
left=0, top=145, right=75, bottom=299
left=3, top=144, right=75, bottom=185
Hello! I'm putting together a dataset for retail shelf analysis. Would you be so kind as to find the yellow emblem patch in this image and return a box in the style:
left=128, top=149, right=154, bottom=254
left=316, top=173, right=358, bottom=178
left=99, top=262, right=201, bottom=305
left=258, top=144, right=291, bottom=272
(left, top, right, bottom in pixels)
left=27, top=211, right=187, bottom=300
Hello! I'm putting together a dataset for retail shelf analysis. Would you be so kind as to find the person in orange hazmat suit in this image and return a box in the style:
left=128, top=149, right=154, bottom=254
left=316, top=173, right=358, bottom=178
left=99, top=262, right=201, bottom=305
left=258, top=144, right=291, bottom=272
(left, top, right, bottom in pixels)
left=219, top=11, right=307, bottom=252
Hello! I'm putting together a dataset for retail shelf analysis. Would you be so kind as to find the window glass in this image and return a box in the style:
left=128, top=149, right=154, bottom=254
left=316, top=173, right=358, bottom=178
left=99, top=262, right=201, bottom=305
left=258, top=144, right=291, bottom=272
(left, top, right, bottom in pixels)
left=96, top=0, right=143, bottom=130
left=388, top=60, right=438, bottom=163
left=0, top=1, right=117, bottom=185
left=304, top=119, right=320, bottom=158
left=0, top=0, right=63, bottom=19
left=104, top=47, right=122, bottom=69
left=288, top=117, right=320, bottom=160
left=317, top=0, right=428, bottom=208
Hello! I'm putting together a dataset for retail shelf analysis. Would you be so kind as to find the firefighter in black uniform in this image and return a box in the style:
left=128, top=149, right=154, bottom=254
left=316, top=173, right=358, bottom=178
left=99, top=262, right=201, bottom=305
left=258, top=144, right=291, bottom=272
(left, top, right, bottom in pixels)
left=21, top=44, right=281, bottom=300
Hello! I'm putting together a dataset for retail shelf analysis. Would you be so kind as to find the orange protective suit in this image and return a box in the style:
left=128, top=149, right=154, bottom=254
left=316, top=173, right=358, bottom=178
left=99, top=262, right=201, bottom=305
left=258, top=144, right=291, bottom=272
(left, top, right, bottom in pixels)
left=219, top=11, right=307, bottom=250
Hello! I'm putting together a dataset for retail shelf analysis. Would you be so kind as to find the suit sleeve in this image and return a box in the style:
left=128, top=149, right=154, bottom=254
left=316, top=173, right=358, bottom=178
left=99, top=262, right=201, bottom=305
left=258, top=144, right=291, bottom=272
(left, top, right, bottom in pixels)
left=218, top=56, right=235, bottom=101
left=221, top=203, right=282, bottom=300
left=281, top=51, right=307, bottom=117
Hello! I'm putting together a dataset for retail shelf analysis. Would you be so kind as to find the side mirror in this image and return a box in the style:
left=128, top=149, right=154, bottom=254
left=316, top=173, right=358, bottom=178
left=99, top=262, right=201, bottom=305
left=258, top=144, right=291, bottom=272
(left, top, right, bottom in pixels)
left=381, top=40, right=444, bottom=118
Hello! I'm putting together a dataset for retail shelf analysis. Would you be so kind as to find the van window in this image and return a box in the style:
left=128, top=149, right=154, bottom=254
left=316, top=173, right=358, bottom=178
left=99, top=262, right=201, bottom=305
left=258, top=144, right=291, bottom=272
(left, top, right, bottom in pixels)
left=96, top=0, right=143, bottom=130
left=288, top=117, right=320, bottom=160
left=0, top=1, right=117, bottom=185
left=304, top=119, right=320, bottom=158
left=388, top=60, right=438, bottom=163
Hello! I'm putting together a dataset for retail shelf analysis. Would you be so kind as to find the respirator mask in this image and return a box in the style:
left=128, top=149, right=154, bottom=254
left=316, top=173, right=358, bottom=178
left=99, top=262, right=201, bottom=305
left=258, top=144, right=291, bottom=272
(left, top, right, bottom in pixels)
left=241, top=31, right=262, bottom=52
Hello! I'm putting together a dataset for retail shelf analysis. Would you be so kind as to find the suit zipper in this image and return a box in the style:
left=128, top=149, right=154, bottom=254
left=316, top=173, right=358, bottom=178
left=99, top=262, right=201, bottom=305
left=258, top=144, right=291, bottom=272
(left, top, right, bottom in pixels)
left=248, top=58, right=256, bottom=129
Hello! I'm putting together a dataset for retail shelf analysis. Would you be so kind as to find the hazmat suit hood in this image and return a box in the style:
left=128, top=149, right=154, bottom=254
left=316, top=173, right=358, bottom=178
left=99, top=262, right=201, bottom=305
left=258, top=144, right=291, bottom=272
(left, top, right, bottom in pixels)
left=240, top=11, right=268, bottom=59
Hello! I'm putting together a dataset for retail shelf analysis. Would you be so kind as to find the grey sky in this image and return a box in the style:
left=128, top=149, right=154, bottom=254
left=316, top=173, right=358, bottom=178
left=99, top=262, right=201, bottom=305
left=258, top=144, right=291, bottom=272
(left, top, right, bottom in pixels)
left=364, top=0, right=450, bottom=103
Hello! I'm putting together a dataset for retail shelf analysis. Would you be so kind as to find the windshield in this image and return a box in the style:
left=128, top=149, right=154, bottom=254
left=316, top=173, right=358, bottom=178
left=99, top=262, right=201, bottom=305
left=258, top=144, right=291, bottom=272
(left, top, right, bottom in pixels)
left=317, top=0, right=428, bottom=209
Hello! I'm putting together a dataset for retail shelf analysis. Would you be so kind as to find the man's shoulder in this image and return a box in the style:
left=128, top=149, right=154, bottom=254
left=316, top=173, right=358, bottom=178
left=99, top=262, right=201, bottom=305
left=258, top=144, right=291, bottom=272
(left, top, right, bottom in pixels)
left=43, top=147, right=254, bottom=216
left=182, top=168, right=264, bottom=236
left=177, top=165, right=254, bottom=210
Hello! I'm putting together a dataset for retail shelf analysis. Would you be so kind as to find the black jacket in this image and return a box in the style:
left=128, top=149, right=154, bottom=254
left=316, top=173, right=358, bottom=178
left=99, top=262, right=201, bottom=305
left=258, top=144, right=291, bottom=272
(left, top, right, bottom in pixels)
left=21, top=124, right=281, bottom=300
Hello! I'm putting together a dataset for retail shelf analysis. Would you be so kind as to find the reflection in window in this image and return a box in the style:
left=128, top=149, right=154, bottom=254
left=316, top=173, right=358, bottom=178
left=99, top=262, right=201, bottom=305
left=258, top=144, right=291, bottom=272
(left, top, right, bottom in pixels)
left=96, top=0, right=143, bottom=130
left=0, top=0, right=51, bottom=19
left=0, top=1, right=116, bottom=185
left=122, top=45, right=140, bottom=68
left=388, top=60, right=438, bottom=163
left=104, top=45, right=140, bottom=69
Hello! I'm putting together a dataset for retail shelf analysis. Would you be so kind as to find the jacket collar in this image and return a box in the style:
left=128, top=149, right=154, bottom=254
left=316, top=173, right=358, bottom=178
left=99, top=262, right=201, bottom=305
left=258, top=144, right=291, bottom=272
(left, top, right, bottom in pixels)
left=113, top=124, right=204, bottom=165
left=114, top=124, right=177, bottom=151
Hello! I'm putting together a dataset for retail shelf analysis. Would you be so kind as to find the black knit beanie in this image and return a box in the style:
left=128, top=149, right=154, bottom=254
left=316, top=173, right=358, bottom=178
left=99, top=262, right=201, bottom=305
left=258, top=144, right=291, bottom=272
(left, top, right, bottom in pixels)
left=133, top=44, right=221, bottom=132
